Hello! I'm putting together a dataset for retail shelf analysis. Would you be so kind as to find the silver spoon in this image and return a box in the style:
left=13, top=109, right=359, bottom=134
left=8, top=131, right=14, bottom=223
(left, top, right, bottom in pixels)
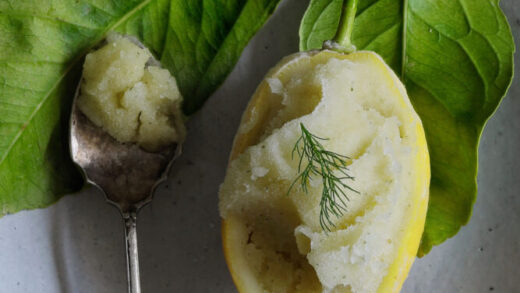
left=69, top=37, right=182, bottom=293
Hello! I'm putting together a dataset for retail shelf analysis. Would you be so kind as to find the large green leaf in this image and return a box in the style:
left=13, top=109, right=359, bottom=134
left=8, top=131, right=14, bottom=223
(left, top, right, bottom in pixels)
left=299, top=0, right=515, bottom=255
left=0, top=0, right=280, bottom=217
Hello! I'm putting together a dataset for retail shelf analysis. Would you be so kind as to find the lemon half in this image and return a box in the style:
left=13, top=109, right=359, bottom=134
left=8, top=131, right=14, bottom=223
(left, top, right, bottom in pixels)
left=219, top=51, right=430, bottom=293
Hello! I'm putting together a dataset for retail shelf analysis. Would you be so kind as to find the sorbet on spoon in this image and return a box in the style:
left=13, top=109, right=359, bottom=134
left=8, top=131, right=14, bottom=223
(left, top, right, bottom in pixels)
left=70, top=33, right=185, bottom=293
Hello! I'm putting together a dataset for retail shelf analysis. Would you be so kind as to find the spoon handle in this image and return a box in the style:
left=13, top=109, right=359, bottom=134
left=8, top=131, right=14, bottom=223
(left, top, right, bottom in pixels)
left=124, top=211, right=141, bottom=293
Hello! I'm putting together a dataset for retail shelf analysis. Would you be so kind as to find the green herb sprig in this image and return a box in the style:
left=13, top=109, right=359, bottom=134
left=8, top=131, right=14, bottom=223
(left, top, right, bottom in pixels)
left=288, top=123, right=359, bottom=231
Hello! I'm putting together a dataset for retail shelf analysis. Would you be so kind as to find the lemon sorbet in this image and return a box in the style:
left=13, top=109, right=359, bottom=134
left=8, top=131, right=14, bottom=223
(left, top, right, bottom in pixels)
left=77, top=34, right=185, bottom=151
left=219, top=51, right=430, bottom=293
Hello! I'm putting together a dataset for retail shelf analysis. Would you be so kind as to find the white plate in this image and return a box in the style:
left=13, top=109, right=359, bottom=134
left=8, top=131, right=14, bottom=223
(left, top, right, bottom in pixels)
left=0, top=0, right=518, bottom=292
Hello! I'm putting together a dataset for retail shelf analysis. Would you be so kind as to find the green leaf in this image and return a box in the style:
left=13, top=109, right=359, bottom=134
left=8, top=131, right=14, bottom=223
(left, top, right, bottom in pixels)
left=299, top=0, right=515, bottom=255
left=299, top=0, right=343, bottom=51
left=0, top=0, right=281, bottom=217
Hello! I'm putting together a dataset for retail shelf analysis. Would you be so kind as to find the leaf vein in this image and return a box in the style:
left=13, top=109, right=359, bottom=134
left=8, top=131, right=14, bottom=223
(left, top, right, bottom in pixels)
left=0, top=11, right=99, bottom=30
left=363, top=22, right=400, bottom=49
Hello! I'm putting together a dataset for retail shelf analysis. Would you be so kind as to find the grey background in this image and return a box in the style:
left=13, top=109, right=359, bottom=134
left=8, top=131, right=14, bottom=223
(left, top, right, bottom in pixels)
left=0, top=0, right=518, bottom=292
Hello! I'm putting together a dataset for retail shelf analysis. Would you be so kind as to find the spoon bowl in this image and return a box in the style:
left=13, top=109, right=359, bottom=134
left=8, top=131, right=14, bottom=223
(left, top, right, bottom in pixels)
left=70, top=105, right=181, bottom=211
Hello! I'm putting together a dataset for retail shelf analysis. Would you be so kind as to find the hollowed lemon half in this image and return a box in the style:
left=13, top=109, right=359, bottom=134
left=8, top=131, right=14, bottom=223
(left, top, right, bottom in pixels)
left=219, top=50, right=430, bottom=293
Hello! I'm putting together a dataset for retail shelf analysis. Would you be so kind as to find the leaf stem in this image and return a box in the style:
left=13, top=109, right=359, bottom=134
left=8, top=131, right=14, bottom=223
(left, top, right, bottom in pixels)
left=331, top=0, right=359, bottom=53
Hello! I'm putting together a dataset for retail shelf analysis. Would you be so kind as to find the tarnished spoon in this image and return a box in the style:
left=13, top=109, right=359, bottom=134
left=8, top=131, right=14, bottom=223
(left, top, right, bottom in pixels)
left=69, top=37, right=182, bottom=293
